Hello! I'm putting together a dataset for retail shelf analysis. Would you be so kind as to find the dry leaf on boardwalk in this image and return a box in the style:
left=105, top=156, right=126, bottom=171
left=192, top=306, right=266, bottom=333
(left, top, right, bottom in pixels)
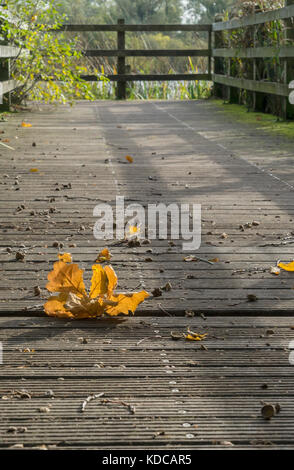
left=96, top=248, right=112, bottom=263
left=183, top=255, right=196, bottom=262
left=21, top=122, right=32, bottom=128
left=58, top=253, right=72, bottom=263
left=278, top=261, right=294, bottom=272
left=185, top=328, right=207, bottom=342
left=125, top=155, right=133, bottom=163
left=126, top=225, right=140, bottom=239
left=44, top=253, right=149, bottom=319
left=270, top=266, right=280, bottom=275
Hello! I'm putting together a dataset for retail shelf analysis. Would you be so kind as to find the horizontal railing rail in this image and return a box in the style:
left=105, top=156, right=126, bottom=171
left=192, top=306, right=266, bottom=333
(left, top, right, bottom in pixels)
left=84, top=49, right=210, bottom=57
left=80, top=73, right=211, bottom=82
left=213, top=45, right=294, bottom=59
left=0, top=44, right=19, bottom=58
left=0, top=41, right=20, bottom=108
left=212, top=73, right=289, bottom=97
left=57, top=24, right=212, bottom=32
left=212, top=4, right=294, bottom=31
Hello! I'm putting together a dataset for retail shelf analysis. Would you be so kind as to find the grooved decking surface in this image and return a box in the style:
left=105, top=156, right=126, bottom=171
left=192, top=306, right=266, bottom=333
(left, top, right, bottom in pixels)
left=1, top=100, right=294, bottom=313
left=0, top=315, right=294, bottom=450
left=0, top=100, right=294, bottom=449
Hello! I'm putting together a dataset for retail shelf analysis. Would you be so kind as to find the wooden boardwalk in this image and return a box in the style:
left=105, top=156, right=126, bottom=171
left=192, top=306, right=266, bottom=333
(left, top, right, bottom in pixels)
left=0, top=99, right=294, bottom=449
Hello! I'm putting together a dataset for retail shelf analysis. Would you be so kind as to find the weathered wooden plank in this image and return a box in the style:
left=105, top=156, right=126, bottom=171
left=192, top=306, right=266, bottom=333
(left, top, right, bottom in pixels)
left=0, top=79, right=19, bottom=94
left=1, top=397, right=293, bottom=418
left=0, top=45, right=20, bottom=58
left=1, top=350, right=291, bottom=368
left=82, top=73, right=212, bottom=82
left=0, top=315, right=293, bottom=327
left=85, top=49, right=211, bottom=57
left=212, top=74, right=289, bottom=96
left=1, top=419, right=294, bottom=447
left=56, top=24, right=212, bottom=32
left=212, top=4, right=294, bottom=31
left=213, top=45, right=294, bottom=59
left=0, top=376, right=292, bottom=397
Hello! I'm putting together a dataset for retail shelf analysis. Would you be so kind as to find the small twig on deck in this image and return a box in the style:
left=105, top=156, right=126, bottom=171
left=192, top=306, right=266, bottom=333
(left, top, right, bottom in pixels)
left=0, top=141, right=15, bottom=150
left=196, top=257, right=214, bottom=265
left=102, top=398, right=136, bottom=415
left=81, top=392, right=105, bottom=412
left=157, top=303, right=173, bottom=317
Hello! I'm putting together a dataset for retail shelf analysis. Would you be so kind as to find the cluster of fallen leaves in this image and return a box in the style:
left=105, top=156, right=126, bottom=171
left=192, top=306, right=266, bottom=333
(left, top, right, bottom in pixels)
left=44, top=250, right=149, bottom=319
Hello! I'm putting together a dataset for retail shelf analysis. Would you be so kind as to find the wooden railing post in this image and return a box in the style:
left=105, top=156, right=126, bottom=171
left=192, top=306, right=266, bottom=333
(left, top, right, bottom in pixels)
left=213, top=15, right=225, bottom=99
left=208, top=29, right=212, bottom=76
left=286, top=0, right=294, bottom=118
left=117, top=19, right=126, bottom=100
left=0, top=20, right=11, bottom=112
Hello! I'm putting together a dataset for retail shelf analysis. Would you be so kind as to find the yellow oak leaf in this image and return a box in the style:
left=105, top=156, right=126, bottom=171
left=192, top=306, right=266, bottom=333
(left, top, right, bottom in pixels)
left=64, top=292, right=104, bottom=318
left=89, top=264, right=109, bottom=298
left=105, top=291, right=149, bottom=316
left=44, top=293, right=73, bottom=318
left=96, top=248, right=112, bottom=263
left=22, top=122, right=32, bottom=127
left=278, top=261, right=294, bottom=272
left=30, top=168, right=39, bottom=173
left=58, top=253, right=72, bottom=263
left=44, top=255, right=149, bottom=319
left=125, top=155, right=133, bottom=163
left=46, top=261, right=86, bottom=297
left=104, top=265, right=118, bottom=296
left=44, top=293, right=104, bottom=319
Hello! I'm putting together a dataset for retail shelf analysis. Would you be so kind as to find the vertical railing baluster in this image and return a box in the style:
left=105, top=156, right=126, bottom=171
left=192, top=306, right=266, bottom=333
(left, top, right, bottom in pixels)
left=117, top=18, right=126, bottom=100
left=0, top=18, right=11, bottom=111
left=208, top=28, right=212, bottom=77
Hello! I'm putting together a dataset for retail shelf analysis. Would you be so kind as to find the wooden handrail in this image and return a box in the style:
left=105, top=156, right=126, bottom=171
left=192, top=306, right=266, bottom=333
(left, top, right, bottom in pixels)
left=56, top=24, right=212, bottom=32
left=84, top=49, right=211, bottom=57
left=81, top=73, right=211, bottom=82
left=212, top=4, right=294, bottom=31
left=213, top=46, right=294, bottom=59
left=1, top=6, right=293, bottom=106
left=0, top=45, right=19, bottom=58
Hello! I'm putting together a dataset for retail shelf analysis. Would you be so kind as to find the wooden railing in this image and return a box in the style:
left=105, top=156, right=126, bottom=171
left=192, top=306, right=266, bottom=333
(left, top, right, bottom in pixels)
left=1, top=4, right=294, bottom=114
left=212, top=3, right=294, bottom=118
left=0, top=44, right=19, bottom=109
left=57, top=19, right=212, bottom=99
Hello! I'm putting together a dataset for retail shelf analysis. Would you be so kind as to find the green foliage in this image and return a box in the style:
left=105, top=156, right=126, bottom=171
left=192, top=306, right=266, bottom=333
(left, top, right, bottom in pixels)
left=112, top=0, right=183, bottom=24
left=1, top=0, right=106, bottom=104
left=58, top=0, right=183, bottom=24
left=91, top=58, right=212, bottom=101
left=186, top=0, right=236, bottom=23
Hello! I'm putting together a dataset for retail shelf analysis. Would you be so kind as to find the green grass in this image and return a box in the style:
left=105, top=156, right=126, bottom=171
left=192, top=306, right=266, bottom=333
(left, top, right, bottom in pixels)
left=92, top=78, right=212, bottom=101
left=212, top=99, right=294, bottom=140
left=91, top=60, right=213, bottom=101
